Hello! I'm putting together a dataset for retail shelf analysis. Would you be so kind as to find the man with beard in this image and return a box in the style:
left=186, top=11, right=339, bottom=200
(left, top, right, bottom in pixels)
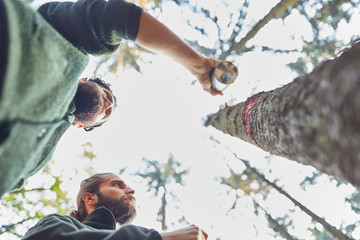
left=22, top=173, right=208, bottom=240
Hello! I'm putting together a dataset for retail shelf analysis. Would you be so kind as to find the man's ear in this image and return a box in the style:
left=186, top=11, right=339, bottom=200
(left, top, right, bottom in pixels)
left=82, top=192, right=98, bottom=207
left=72, top=122, right=83, bottom=128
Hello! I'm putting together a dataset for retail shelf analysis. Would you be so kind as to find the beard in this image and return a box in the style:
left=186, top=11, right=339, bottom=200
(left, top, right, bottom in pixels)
left=95, top=193, right=137, bottom=224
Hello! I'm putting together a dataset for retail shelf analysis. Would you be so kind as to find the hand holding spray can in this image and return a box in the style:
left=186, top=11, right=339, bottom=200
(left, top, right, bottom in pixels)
left=211, top=61, right=238, bottom=92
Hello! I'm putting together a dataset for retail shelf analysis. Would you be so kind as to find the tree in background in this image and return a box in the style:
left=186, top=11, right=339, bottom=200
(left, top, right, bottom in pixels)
left=87, top=0, right=360, bottom=77
left=0, top=142, right=102, bottom=239
left=219, top=163, right=298, bottom=239
left=300, top=172, right=360, bottom=237
left=94, top=0, right=302, bottom=73
left=287, top=0, right=360, bottom=75
left=0, top=164, right=70, bottom=239
left=219, top=153, right=355, bottom=239
left=206, top=40, right=360, bottom=188
left=252, top=200, right=299, bottom=240
left=135, top=153, right=189, bottom=230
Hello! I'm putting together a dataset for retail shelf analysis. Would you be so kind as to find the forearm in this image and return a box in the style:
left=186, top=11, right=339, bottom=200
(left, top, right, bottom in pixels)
left=135, top=12, right=221, bottom=95
left=135, top=12, right=205, bottom=73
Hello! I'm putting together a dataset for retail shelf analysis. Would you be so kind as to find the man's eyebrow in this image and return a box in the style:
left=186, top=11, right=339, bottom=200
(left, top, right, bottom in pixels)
left=111, top=180, right=125, bottom=185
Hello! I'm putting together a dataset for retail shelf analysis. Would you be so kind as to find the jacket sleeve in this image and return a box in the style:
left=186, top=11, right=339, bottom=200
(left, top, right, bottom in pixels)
left=37, top=0, right=143, bottom=56
left=22, top=214, right=163, bottom=240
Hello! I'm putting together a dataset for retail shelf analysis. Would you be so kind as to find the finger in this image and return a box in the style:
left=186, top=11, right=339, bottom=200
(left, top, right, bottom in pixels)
left=201, top=229, right=208, bottom=240
left=202, top=83, right=223, bottom=96
left=209, top=87, right=223, bottom=96
left=203, top=88, right=222, bottom=96
left=201, top=77, right=223, bottom=96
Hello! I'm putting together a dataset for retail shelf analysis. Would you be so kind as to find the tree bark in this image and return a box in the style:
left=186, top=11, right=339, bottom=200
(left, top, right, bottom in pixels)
left=205, top=41, right=360, bottom=188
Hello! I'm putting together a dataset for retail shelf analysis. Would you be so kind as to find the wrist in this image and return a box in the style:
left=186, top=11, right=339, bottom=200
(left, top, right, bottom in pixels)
left=160, top=232, right=174, bottom=240
left=186, top=56, right=211, bottom=76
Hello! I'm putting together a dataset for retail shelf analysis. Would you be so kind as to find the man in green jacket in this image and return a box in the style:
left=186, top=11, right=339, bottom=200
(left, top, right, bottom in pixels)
left=0, top=0, right=220, bottom=197
left=23, top=172, right=208, bottom=240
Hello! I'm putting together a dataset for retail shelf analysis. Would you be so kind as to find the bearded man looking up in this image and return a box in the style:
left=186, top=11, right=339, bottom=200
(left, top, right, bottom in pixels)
left=22, top=173, right=208, bottom=240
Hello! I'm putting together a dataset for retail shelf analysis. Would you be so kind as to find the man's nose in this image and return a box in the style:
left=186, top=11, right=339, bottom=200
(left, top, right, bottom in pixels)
left=126, top=187, right=135, bottom=195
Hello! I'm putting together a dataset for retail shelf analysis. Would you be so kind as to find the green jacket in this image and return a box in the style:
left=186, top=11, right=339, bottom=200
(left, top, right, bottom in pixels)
left=0, top=0, right=142, bottom=197
left=23, top=206, right=162, bottom=240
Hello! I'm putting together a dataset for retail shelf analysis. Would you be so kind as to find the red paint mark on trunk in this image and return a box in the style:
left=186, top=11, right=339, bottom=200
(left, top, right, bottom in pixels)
left=242, top=95, right=259, bottom=142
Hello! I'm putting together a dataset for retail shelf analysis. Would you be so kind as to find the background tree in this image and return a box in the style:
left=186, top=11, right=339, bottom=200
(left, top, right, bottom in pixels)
left=300, top=172, right=360, bottom=237
left=0, top=142, right=103, bottom=239
left=288, top=0, right=360, bottom=75
left=0, top=164, right=71, bottom=239
left=88, top=0, right=360, bottom=78
left=219, top=151, right=354, bottom=239
left=219, top=163, right=298, bottom=239
left=252, top=201, right=299, bottom=240
left=135, top=153, right=189, bottom=230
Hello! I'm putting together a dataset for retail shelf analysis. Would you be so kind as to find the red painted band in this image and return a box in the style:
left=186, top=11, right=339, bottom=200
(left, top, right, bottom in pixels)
left=243, top=96, right=258, bottom=141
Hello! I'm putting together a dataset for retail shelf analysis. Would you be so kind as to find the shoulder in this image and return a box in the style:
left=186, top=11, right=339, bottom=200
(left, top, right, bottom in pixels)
left=24, top=214, right=84, bottom=234
left=37, top=1, right=74, bottom=17
left=36, top=213, right=77, bottom=226
left=23, top=214, right=88, bottom=239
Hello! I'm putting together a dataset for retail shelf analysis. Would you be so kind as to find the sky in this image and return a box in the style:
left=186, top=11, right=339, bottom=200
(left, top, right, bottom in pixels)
left=2, top=0, right=360, bottom=239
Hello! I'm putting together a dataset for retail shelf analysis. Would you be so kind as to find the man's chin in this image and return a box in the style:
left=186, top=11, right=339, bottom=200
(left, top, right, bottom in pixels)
left=116, top=210, right=137, bottom=224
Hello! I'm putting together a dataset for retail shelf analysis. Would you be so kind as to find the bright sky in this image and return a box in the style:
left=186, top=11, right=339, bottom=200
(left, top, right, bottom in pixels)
left=4, top=0, right=360, bottom=239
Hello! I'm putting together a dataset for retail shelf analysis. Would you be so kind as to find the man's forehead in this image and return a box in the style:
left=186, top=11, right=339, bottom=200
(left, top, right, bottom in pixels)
left=102, top=174, right=122, bottom=184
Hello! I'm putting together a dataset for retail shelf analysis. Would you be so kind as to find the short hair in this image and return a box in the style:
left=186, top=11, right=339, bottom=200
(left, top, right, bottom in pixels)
left=73, top=77, right=117, bottom=132
left=88, top=78, right=117, bottom=108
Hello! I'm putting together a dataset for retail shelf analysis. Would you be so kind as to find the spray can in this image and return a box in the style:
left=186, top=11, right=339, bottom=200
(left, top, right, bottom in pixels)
left=211, top=61, right=238, bottom=91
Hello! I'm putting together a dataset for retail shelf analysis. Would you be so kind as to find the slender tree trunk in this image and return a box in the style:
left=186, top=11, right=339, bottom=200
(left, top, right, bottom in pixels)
left=158, top=190, right=168, bottom=231
left=219, top=0, right=300, bottom=59
left=253, top=200, right=299, bottom=240
left=240, top=157, right=354, bottom=240
left=206, top=42, right=360, bottom=188
left=264, top=211, right=298, bottom=240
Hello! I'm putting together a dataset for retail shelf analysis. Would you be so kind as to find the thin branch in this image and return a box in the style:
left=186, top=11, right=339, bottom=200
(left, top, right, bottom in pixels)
left=220, top=0, right=300, bottom=59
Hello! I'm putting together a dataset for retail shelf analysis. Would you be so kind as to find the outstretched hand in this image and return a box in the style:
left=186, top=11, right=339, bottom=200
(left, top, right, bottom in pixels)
left=189, top=57, right=223, bottom=96
left=160, top=225, right=208, bottom=240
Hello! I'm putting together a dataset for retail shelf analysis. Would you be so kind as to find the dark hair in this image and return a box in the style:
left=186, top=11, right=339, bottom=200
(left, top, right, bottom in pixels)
left=88, top=78, right=117, bottom=108
left=73, top=77, right=117, bottom=132
left=69, top=173, right=114, bottom=222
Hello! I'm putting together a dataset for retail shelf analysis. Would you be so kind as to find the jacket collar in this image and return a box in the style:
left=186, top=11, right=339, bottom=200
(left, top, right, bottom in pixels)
left=82, top=206, right=116, bottom=230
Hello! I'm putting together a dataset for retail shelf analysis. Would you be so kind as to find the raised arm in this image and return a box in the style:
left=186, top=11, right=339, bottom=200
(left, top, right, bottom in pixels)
left=135, top=12, right=222, bottom=96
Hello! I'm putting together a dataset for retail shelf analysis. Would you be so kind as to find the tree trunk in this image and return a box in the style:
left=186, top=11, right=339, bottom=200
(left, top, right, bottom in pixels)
left=206, top=41, right=360, bottom=188
left=253, top=200, right=299, bottom=240
left=158, top=190, right=168, bottom=231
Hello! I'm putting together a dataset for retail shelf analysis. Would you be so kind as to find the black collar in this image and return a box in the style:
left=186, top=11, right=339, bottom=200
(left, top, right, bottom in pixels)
left=82, top=206, right=116, bottom=230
